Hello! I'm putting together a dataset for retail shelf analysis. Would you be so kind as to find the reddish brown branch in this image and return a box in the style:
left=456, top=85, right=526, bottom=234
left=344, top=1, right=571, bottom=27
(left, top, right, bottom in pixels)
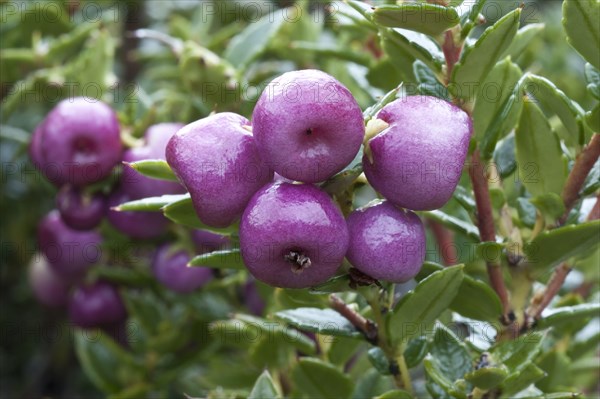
left=559, top=134, right=600, bottom=224
left=587, top=193, right=600, bottom=221
left=469, top=149, right=512, bottom=324
left=329, top=294, right=378, bottom=344
left=428, top=220, right=458, bottom=266
left=527, top=262, right=572, bottom=322
left=442, top=30, right=462, bottom=80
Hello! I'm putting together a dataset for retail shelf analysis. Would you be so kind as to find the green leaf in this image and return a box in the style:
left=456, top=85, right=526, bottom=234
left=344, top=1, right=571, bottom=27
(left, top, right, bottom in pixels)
left=292, top=357, right=353, bottom=399
left=309, top=274, right=352, bottom=294
left=584, top=63, right=600, bottom=99
left=586, top=103, right=600, bottom=132
left=363, top=85, right=402, bottom=120
left=416, top=262, right=502, bottom=322
left=380, top=28, right=444, bottom=74
left=501, top=362, right=546, bottom=396
left=162, top=196, right=237, bottom=234
left=493, top=134, right=517, bottom=178
left=352, top=369, right=393, bottom=399
left=413, top=60, right=450, bottom=100
left=537, top=303, right=600, bottom=328
left=501, top=23, right=545, bottom=59
left=464, top=366, right=509, bottom=390
left=491, top=331, right=544, bottom=372
left=429, top=324, right=472, bottom=383
left=529, top=193, right=566, bottom=224
left=376, top=390, right=414, bottom=399
left=525, top=220, right=600, bottom=272
left=371, top=4, right=460, bottom=36
left=275, top=308, right=363, bottom=338
left=189, top=248, right=244, bottom=270
left=124, top=160, right=178, bottom=182
left=114, top=194, right=189, bottom=212
left=450, top=8, right=521, bottom=103
left=248, top=370, right=280, bottom=399
left=368, top=347, right=391, bottom=375
left=403, top=336, right=429, bottom=368
left=516, top=197, right=538, bottom=228
left=562, top=0, right=600, bottom=69
left=423, top=358, right=455, bottom=396
left=473, top=58, right=523, bottom=158
left=515, top=99, right=567, bottom=197
left=388, top=266, right=464, bottom=343
left=522, top=74, right=585, bottom=148
left=47, top=21, right=101, bottom=61
left=535, top=350, right=571, bottom=392
left=224, top=12, right=286, bottom=69
left=321, top=148, right=364, bottom=195
left=582, top=158, right=600, bottom=196
left=74, top=333, right=125, bottom=393
left=453, top=185, right=476, bottom=212
left=424, top=210, right=480, bottom=241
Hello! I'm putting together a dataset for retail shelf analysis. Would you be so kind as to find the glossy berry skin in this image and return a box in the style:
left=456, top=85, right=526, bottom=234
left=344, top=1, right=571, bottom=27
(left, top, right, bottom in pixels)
left=346, top=200, right=425, bottom=283
left=69, top=281, right=127, bottom=328
left=31, top=97, right=122, bottom=186
left=166, top=113, right=273, bottom=228
left=252, top=69, right=365, bottom=183
left=363, top=96, right=472, bottom=211
left=240, top=182, right=349, bottom=288
left=152, top=245, right=213, bottom=293
left=106, top=189, right=168, bottom=239
left=122, top=123, right=186, bottom=198
left=56, top=185, right=106, bottom=230
left=37, top=210, right=102, bottom=281
left=29, top=253, right=70, bottom=307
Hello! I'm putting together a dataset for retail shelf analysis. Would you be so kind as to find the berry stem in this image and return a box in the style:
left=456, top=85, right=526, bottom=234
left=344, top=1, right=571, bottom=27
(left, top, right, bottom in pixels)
left=558, top=133, right=600, bottom=225
left=469, top=149, right=512, bottom=325
left=329, top=294, right=377, bottom=344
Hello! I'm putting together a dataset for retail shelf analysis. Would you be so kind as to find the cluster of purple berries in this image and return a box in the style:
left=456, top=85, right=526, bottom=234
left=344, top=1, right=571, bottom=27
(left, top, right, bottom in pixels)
left=28, top=98, right=228, bottom=328
left=166, top=69, right=472, bottom=289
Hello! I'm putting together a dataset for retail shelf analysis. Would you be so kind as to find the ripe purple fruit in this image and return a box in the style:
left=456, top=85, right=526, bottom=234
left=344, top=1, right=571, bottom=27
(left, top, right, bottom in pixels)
left=56, top=185, right=106, bottom=230
left=106, top=189, right=168, bottom=239
left=38, top=210, right=102, bottom=281
left=252, top=69, right=365, bottom=183
left=30, top=97, right=122, bottom=186
left=152, top=245, right=213, bottom=293
left=69, top=281, right=127, bottom=328
left=166, top=112, right=273, bottom=228
left=240, top=182, right=349, bottom=288
left=122, top=123, right=186, bottom=198
left=363, top=96, right=472, bottom=211
left=29, top=253, right=70, bottom=307
left=346, top=200, right=425, bottom=283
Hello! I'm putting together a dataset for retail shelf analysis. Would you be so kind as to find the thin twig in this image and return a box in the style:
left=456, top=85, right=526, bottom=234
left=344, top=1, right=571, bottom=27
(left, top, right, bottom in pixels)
left=428, top=220, right=458, bottom=266
left=469, top=149, right=512, bottom=324
left=559, top=133, right=600, bottom=224
left=329, top=294, right=378, bottom=345
left=587, top=193, right=600, bottom=221
left=526, top=262, right=572, bottom=324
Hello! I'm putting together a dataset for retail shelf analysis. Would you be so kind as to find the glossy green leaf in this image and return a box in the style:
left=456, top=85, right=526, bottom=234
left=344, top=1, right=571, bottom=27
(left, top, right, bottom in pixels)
left=535, top=350, right=571, bottom=392
left=562, top=0, right=600, bottom=69
left=423, top=358, right=455, bottom=396
left=404, top=336, right=429, bottom=368
left=380, top=28, right=444, bottom=74
left=309, top=274, right=352, bottom=294
left=450, top=8, right=521, bottom=102
left=537, top=303, right=600, bottom=328
left=413, top=60, right=449, bottom=100
left=501, top=23, right=545, bottom=59
left=464, top=366, right=508, bottom=390
left=586, top=103, right=600, bottom=132
left=424, top=210, right=480, bottom=241
left=473, top=58, right=523, bottom=157
left=124, top=159, right=178, bottom=182
left=248, top=370, right=280, bottom=399
left=376, top=390, right=414, bottom=399
left=74, top=333, right=125, bottom=393
left=493, top=134, right=517, bottom=178
left=188, top=248, right=244, bottom=270
left=388, top=265, right=464, bottom=343
left=516, top=197, right=538, bottom=228
left=491, top=331, right=544, bottom=372
left=371, top=4, right=460, bottom=36
left=363, top=85, right=402, bottom=120
left=430, top=324, right=472, bottom=384
left=47, top=21, right=101, bottom=62
left=162, top=196, right=237, bottom=234
left=525, top=220, right=600, bottom=272
left=501, top=362, right=546, bottom=396
left=584, top=63, right=600, bottom=99
left=224, top=11, right=286, bottom=68
left=292, top=357, right=353, bottom=399
left=515, top=99, right=567, bottom=197
left=522, top=74, right=585, bottom=148
left=114, top=194, right=188, bottom=212
left=352, top=369, right=394, bottom=399
left=529, top=193, right=566, bottom=224
left=368, top=347, right=391, bottom=375
left=275, top=308, right=363, bottom=338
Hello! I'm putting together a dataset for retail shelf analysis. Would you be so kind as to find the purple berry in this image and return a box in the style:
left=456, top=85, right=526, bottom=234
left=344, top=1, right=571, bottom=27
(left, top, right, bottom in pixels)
left=252, top=69, right=365, bottom=183
left=37, top=210, right=103, bottom=281
left=31, top=97, right=122, bottom=186
left=106, top=189, right=168, bottom=239
left=56, top=185, right=106, bottom=230
left=152, top=245, right=213, bottom=293
left=122, top=123, right=186, bottom=198
left=166, top=113, right=273, bottom=228
left=363, top=96, right=472, bottom=211
left=346, top=200, right=425, bottom=283
left=240, top=182, right=349, bottom=288
left=28, top=253, right=71, bottom=307
left=69, top=281, right=127, bottom=328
